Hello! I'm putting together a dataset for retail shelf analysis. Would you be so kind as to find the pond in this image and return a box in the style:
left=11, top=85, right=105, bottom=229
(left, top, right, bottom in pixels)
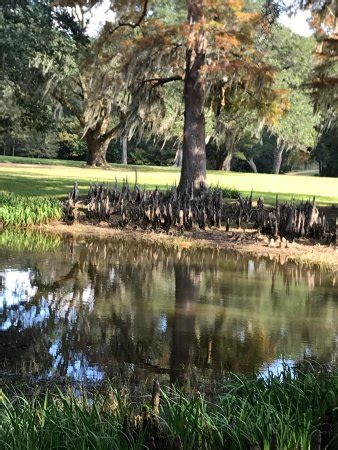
left=0, top=230, right=337, bottom=387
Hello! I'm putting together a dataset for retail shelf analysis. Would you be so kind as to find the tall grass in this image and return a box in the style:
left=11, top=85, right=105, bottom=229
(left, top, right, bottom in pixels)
left=0, top=192, right=62, bottom=227
left=1, top=369, right=337, bottom=449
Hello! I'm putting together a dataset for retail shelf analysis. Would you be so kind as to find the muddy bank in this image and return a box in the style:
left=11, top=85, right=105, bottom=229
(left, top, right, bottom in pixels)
left=36, top=221, right=338, bottom=271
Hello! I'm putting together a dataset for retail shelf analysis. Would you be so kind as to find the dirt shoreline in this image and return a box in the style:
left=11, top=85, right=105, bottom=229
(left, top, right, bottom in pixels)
left=35, top=221, right=338, bottom=271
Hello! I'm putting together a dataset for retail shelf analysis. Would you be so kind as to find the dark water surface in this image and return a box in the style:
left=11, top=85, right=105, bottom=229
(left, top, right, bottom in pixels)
left=0, top=231, right=337, bottom=386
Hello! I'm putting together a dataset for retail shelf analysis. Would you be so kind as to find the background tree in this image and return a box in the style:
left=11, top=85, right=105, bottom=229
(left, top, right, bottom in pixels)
left=0, top=2, right=59, bottom=157
left=312, top=124, right=338, bottom=176
left=1, top=1, right=148, bottom=166
left=265, top=26, right=319, bottom=173
left=209, top=81, right=285, bottom=171
left=286, top=0, right=337, bottom=119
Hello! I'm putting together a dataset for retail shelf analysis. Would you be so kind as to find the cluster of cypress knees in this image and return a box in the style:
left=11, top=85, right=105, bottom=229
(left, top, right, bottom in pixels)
left=63, top=180, right=334, bottom=242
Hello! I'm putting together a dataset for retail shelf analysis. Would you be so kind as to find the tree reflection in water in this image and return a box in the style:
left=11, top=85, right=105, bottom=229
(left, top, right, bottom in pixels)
left=0, top=232, right=337, bottom=387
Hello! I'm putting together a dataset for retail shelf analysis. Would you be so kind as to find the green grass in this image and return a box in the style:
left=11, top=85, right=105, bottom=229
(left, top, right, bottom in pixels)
left=1, top=369, right=337, bottom=449
left=0, top=191, right=62, bottom=227
left=0, top=156, right=338, bottom=205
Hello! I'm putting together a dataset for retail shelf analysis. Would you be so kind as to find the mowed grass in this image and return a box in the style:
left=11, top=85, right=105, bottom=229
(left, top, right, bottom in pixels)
left=0, top=156, right=338, bottom=205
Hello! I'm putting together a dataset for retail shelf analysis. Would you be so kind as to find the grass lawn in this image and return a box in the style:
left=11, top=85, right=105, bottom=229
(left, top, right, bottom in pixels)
left=0, top=156, right=338, bottom=205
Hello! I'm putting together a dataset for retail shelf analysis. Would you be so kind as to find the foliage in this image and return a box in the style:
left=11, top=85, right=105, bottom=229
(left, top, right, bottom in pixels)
left=0, top=192, right=62, bottom=227
left=1, top=369, right=337, bottom=449
left=313, top=124, right=338, bottom=177
left=209, top=185, right=240, bottom=199
left=297, top=0, right=338, bottom=119
left=0, top=2, right=62, bottom=142
left=0, top=1, right=123, bottom=166
left=268, top=26, right=318, bottom=142
left=58, top=117, right=88, bottom=160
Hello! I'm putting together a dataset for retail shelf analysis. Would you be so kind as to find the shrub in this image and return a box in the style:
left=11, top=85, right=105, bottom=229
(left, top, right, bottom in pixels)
left=209, top=186, right=240, bottom=199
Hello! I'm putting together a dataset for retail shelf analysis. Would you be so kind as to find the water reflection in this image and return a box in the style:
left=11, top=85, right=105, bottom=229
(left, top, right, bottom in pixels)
left=0, top=232, right=337, bottom=385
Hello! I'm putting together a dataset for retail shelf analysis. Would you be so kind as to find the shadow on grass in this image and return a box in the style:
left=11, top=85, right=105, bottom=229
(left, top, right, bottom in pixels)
left=0, top=173, right=177, bottom=197
left=0, top=156, right=180, bottom=173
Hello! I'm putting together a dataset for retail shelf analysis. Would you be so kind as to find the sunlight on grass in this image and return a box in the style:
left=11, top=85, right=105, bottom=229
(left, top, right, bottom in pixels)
left=0, top=156, right=337, bottom=205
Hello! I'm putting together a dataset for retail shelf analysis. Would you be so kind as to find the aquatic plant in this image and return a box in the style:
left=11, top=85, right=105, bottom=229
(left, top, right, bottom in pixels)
left=0, top=192, right=62, bottom=227
left=1, top=369, right=337, bottom=449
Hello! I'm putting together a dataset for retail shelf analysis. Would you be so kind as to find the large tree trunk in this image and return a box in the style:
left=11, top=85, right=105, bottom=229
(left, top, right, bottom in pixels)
left=85, top=116, right=112, bottom=167
left=218, top=127, right=237, bottom=171
left=86, top=135, right=109, bottom=167
left=178, top=1, right=207, bottom=192
left=121, top=135, right=128, bottom=165
left=220, top=150, right=233, bottom=171
left=246, top=157, right=258, bottom=173
left=272, top=145, right=284, bottom=174
left=86, top=132, right=109, bottom=166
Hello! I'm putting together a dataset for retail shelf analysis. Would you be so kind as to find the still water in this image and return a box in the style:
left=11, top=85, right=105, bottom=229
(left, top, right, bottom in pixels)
left=0, top=231, right=337, bottom=386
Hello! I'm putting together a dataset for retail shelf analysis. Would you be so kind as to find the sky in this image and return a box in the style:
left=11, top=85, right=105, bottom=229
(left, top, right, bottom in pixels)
left=279, top=9, right=312, bottom=36
left=86, top=1, right=313, bottom=38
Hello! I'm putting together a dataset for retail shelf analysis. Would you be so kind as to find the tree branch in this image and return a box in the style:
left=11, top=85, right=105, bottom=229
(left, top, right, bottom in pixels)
left=109, top=0, right=149, bottom=34
left=101, top=122, right=121, bottom=142
left=119, top=0, right=148, bottom=28
left=52, top=89, right=85, bottom=127
left=140, top=75, right=183, bottom=86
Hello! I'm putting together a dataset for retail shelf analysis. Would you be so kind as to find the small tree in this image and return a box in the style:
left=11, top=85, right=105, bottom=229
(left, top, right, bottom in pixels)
left=265, top=26, right=319, bottom=173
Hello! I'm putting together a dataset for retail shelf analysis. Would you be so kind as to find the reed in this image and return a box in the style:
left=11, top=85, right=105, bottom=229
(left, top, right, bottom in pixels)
left=1, top=369, right=337, bottom=449
left=0, top=192, right=62, bottom=227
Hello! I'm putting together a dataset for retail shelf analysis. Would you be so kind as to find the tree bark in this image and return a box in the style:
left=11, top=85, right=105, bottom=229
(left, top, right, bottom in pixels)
left=121, top=135, right=128, bottom=165
left=178, top=0, right=207, bottom=192
left=246, top=157, right=258, bottom=173
left=318, top=159, right=323, bottom=176
left=173, top=147, right=183, bottom=168
left=220, top=150, right=233, bottom=171
left=272, top=145, right=284, bottom=174
left=86, top=131, right=110, bottom=167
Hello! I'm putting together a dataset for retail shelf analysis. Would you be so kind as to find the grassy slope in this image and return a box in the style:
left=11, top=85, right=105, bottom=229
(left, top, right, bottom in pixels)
left=0, top=156, right=337, bottom=205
